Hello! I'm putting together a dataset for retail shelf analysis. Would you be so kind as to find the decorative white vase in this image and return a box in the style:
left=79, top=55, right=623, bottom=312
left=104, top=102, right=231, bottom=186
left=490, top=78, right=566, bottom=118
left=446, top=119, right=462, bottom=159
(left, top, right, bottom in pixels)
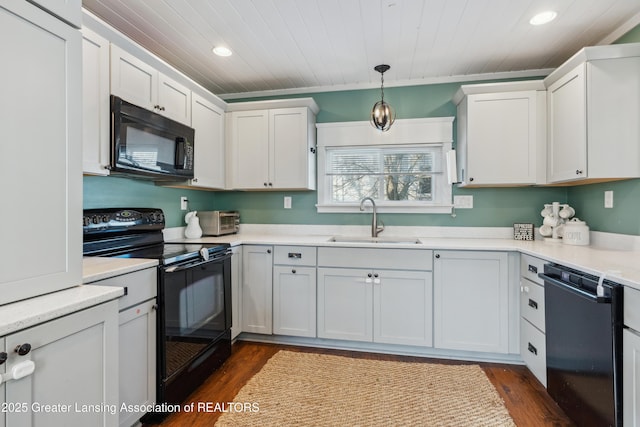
left=184, top=211, right=203, bottom=238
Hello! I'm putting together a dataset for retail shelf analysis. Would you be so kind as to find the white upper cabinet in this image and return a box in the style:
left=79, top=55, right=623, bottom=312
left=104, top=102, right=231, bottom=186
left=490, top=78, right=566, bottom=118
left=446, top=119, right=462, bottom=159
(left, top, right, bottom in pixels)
left=31, top=0, right=81, bottom=27
left=454, top=81, right=546, bottom=186
left=82, top=26, right=110, bottom=176
left=188, top=92, right=225, bottom=189
left=545, top=44, right=640, bottom=184
left=110, top=44, right=192, bottom=125
left=226, top=99, right=319, bottom=190
left=1, top=0, right=82, bottom=304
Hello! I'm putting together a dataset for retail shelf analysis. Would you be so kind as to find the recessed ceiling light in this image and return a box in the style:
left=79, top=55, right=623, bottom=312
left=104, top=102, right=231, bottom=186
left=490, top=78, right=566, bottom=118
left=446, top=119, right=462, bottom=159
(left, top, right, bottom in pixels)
left=530, top=11, right=557, bottom=26
left=212, top=46, right=232, bottom=57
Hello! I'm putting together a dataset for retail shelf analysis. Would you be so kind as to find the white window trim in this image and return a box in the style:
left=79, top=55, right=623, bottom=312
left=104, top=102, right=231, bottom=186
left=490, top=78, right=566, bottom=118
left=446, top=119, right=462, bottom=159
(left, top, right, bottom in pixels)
left=316, top=118, right=455, bottom=214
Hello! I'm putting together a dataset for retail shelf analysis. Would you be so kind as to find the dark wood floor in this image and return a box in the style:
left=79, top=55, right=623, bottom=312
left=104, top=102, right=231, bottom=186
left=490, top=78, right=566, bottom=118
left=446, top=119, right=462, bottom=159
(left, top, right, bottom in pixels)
left=144, top=341, right=574, bottom=427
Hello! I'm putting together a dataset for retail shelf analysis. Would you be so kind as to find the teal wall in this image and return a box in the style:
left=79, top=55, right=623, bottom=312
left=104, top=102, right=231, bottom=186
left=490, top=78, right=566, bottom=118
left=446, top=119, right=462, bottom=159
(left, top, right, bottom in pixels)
left=83, top=176, right=218, bottom=227
left=83, top=25, right=640, bottom=233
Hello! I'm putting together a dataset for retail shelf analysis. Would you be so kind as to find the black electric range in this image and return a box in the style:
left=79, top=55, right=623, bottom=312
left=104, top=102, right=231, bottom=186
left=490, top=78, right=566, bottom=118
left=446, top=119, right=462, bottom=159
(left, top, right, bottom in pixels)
left=83, top=208, right=233, bottom=422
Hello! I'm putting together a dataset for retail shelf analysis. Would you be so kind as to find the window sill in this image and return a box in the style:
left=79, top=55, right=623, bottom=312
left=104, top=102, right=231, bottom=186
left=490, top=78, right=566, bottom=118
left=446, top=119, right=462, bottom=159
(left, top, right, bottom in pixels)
left=316, top=204, right=453, bottom=214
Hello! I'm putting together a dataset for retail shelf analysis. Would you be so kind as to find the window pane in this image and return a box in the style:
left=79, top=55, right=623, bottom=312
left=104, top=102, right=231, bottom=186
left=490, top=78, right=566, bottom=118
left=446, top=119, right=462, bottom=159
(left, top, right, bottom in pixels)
left=331, top=175, right=380, bottom=202
left=384, top=152, right=433, bottom=174
left=324, top=145, right=441, bottom=205
left=327, top=150, right=380, bottom=175
left=384, top=175, right=433, bottom=201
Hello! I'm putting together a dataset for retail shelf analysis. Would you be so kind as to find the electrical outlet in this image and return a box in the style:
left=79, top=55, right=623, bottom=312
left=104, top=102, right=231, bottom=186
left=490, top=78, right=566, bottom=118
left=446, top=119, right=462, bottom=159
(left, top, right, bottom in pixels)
left=604, top=191, right=614, bottom=208
left=453, top=195, right=473, bottom=209
left=180, top=196, right=188, bottom=211
left=284, top=196, right=292, bottom=209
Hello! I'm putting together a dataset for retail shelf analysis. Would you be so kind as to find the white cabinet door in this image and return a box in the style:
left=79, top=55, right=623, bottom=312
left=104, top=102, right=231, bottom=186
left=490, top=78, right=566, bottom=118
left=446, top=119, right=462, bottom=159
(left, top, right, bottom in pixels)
left=118, top=300, right=156, bottom=427
left=110, top=44, right=157, bottom=111
left=273, top=266, right=316, bottom=337
left=190, top=93, right=225, bottom=189
left=110, top=44, right=192, bottom=125
left=231, top=246, right=243, bottom=339
left=82, top=26, right=110, bottom=176
left=1, top=0, right=82, bottom=305
left=317, top=268, right=373, bottom=342
left=228, top=110, right=270, bottom=189
left=270, top=107, right=315, bottom=189
left=374, top=270, right=433, bottom=347
left=227, top=106, right=316, bottom=190
left=31, top=0, right=81, bottom=27
left=462, top=91, right=543, bottom=185
left=433, top=251, right=510, bottom=353
left=242, top=245, right=273, bottom=334
left=0, top=337, right=5, bottom=427
left=4, top=301, right=118, bottom=427
left=547, top=63, right=587, bottom=183
left=157, top=72, right=191, bottom=125
left=624, top=328, right=640, bottom=427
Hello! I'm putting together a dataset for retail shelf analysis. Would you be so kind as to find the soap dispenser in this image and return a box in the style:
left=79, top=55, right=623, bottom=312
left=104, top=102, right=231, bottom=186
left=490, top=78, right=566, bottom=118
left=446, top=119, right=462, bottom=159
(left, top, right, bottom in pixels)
left=184, top=211, right=203, bottom=239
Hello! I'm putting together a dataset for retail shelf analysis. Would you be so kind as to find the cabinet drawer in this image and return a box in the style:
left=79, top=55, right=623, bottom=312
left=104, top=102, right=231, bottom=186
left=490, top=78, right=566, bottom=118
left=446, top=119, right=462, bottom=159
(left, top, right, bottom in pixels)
left=520, top=254, right=545, bottom=285
left=318, top=247, right=432, bottom=271
left=273, top=246, right=317, bottom=266
left=521, top=318, right=546, bottom=387
left=520, top=278, right=545, bottom=332
left=625, top=286, right=640, bottom=332
left=87, top=267, right=157, bottom=310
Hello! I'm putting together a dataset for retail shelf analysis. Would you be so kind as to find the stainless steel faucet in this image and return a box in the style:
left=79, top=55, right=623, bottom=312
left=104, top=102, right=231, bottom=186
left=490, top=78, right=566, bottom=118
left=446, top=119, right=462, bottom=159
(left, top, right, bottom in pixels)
left=360, top=197, right=384, bottom=238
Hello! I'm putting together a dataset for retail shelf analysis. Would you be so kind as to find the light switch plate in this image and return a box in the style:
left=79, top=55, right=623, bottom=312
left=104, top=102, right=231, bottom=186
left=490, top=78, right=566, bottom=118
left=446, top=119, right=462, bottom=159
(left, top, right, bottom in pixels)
left=604, top=191, right=613, bottom=208
left=284, top=196, right=292, bottom=209
left=454, top=195, right=473, bottom=209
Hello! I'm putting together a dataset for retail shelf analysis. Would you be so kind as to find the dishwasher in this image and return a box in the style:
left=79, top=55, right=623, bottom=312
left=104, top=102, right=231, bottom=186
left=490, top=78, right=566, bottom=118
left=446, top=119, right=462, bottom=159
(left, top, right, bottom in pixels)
left=539, top=263, right=623, bottom=427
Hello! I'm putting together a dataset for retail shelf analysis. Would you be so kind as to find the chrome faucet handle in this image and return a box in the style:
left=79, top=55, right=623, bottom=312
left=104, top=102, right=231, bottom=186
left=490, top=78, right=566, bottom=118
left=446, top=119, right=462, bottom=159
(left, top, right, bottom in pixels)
left=375, top=220, right=384, bottom=237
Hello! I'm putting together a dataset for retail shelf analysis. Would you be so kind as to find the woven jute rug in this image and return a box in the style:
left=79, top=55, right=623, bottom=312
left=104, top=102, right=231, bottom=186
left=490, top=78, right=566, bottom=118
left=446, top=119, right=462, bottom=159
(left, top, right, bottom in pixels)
left=215, top=350, right=515, bottom=427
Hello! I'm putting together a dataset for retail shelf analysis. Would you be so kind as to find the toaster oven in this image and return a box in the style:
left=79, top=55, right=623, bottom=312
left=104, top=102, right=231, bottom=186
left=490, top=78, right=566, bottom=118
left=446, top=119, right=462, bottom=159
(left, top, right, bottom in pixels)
left=199, top=211, right=240, bottom=236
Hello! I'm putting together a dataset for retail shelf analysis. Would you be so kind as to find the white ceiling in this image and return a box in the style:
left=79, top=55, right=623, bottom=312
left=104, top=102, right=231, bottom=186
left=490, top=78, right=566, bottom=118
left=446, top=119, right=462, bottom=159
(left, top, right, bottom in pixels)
left=82, top=0, right=640, bottom=99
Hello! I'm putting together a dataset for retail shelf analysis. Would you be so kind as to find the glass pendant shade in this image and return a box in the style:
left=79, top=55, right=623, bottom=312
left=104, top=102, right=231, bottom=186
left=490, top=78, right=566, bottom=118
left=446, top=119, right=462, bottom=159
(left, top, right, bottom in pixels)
left=370, top=64, right=395, bottom=132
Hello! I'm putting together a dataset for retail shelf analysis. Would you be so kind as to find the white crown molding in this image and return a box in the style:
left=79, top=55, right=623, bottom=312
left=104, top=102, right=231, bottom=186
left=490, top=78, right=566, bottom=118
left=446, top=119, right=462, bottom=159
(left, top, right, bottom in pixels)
left=219, top=69, right=554, bottom=100
left=598, top=11, right=640, bottom=45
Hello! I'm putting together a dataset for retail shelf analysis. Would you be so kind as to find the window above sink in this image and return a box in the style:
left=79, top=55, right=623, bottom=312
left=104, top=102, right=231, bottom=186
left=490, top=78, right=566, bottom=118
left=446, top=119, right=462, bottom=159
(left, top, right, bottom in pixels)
left=316, top=118, right=454, bottom=214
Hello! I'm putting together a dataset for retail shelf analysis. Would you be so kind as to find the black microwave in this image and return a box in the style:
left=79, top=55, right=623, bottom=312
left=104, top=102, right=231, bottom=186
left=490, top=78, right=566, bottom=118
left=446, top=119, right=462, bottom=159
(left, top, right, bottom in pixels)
left=110, top=95, right=195, bottom=180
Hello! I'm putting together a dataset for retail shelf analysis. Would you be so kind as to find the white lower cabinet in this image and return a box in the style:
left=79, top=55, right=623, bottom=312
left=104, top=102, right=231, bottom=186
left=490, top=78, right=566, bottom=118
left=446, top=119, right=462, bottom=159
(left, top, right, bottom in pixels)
left=273, top=246, right=317, bottom=338
left=0, top=337, right=5, bottom=427
left=231, top=246, right=243, bottom=340
left=86, top=267, right=157, bottom=427
left=624, top=286, right=640, bottom=426
left=273, top=266, right=317, bottom=337
left=433, top=250, right=510, bottom=353
left=317, top=268, right=373, bottom=342
left=117, top=300, right=156, bottom=427
left=242, top=245, right=273, bottom=334
left=519, top=254, right=547, bottom=386
left=317, top=247, right=433, bottom=347
left=624, top=328, right=640, bottom=426
left=2, top=300, right=118, bottom=427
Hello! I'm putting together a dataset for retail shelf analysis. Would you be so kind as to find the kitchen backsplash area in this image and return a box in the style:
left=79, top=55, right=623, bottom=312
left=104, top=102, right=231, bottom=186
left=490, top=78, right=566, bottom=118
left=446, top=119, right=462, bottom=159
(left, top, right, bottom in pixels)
left=82, top=28, right=640, bottom=237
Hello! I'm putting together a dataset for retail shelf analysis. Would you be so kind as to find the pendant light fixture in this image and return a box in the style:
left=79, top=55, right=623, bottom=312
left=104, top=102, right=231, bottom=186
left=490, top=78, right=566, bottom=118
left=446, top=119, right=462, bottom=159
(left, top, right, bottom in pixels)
left=370, top=64, right=395, bottom=132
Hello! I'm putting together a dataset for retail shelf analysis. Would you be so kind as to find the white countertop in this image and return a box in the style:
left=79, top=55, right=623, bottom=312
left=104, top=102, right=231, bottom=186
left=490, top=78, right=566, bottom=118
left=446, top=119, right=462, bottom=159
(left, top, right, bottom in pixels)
left=170, top=231, right=640, bottom=291
left=82, top=257, right=158, bottom=283
left=0, top=285, right=123, bottom=336
left=0, top=258, right=157, bottom=337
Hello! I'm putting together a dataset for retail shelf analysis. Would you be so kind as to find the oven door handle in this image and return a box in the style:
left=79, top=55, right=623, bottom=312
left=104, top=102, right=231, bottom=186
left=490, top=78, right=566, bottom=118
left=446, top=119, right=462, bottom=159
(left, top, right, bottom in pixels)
left=164, top=250, right=232, bottom=273
left=538, top=273, right=611, bottom=303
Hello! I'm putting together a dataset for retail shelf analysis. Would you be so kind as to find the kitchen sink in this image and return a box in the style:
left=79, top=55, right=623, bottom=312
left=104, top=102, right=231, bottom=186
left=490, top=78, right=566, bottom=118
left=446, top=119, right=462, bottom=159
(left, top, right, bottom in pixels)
left=327, top=236, right=422, bottom=244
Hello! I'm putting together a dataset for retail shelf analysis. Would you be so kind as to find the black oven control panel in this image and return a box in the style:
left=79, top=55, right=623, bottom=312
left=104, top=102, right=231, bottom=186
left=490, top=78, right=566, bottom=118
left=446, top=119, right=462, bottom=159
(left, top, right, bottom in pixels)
left=83, top=208, right=165, bottom=235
